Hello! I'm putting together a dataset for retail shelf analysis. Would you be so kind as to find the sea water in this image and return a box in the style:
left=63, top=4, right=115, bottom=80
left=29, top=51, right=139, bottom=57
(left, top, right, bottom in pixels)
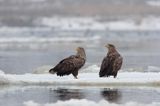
left=0, top=86, right=160, bottom=106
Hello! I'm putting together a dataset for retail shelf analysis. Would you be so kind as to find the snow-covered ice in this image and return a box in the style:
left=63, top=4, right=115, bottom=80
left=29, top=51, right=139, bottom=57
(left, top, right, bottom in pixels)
left=23, top=99, right=160, bottom=106
left=0, top=70, right=160, bottom=87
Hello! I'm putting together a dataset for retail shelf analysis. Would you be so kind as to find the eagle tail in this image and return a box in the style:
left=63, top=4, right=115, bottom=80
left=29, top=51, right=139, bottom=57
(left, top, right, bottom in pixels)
left=49, top=68, right=56, bottom=74
left=99, top=70, right=106, bottom=77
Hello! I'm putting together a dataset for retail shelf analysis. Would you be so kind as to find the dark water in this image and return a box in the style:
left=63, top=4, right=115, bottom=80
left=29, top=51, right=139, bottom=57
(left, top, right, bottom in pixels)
left=0, top=86, right=160, bottom=106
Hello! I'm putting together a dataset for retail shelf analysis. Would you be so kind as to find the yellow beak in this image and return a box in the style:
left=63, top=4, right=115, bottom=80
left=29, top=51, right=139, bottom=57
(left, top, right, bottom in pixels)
left=105, top=44, right=109, bottom=48
left=76, top=47, right=79, bottom=51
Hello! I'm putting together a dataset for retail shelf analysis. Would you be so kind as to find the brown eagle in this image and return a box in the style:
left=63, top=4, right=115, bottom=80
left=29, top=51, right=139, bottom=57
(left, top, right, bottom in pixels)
left=49, top=47, right=86, bottom=79
left=99, top=44, right=123, bottom=78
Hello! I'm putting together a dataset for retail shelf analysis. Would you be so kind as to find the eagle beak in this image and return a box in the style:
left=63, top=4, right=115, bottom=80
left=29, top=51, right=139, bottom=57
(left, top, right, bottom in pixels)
left=105, top=44, right=109, bottom=48
left=76, top=47, right=79, bottom=51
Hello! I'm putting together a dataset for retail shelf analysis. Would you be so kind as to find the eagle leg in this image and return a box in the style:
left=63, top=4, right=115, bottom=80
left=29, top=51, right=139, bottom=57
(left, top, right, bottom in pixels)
left=74, top=76, right=78, bottom=79
left=114, top=72, right=117, bottom=78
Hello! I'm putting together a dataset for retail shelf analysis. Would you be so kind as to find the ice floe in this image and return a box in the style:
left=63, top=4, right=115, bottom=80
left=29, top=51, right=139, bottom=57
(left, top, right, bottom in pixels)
left=38, top=16, right=160, bottom=31
left=0, top=70, right=160, bottom=87
left=23, top=99, right=160, bottom=106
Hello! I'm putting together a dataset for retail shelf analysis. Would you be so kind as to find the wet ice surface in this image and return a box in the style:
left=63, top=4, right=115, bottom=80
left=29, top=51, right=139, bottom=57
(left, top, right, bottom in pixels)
left=0, top=86, right=160, bottom=106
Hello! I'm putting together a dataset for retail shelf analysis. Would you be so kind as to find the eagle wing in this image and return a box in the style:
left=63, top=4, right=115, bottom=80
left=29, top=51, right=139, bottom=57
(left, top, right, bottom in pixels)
left=99, top=56, right=109, bottom=77
left=113, top=56, right=123, bottom=73
left=51, top=55, right=85, bottom=76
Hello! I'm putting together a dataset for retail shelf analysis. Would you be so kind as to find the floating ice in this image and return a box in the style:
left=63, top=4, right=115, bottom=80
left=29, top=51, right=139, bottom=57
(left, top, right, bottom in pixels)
left=0, top=36, right=100, bottom=43
left=38, top=16, right=160, bottom=31
left=0, top=72, right=10, bottom=85
left=0, top=68, right=160, bottom=86
left=0, top=65, right=160, bottom=86
left=23, top=99, right=160, bottom=106
left=0, top=35, right=101, bottom=50
left=82, top=65, right=100, bottom=73
left=147, top=66, right=160, bottom=72
left=146, top=1, right=160, bottom=6
left=33, top=65, right=52, bottom=74
left=39, top=17, right=106, bottom=30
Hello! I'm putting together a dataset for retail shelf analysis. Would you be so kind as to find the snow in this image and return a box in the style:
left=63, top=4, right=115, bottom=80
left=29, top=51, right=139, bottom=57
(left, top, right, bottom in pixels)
left=0, top=65, right=160, bottom=86
left=23, top=99, right=160, bottom=106
left=0, top=70, right=160, bottom=87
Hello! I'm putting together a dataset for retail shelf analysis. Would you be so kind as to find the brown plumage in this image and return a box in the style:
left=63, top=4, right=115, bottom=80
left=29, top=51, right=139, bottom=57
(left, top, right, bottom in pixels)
left=99, top=44, right=123, bottom=78
left=49, top=47, right=86, bottom=79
